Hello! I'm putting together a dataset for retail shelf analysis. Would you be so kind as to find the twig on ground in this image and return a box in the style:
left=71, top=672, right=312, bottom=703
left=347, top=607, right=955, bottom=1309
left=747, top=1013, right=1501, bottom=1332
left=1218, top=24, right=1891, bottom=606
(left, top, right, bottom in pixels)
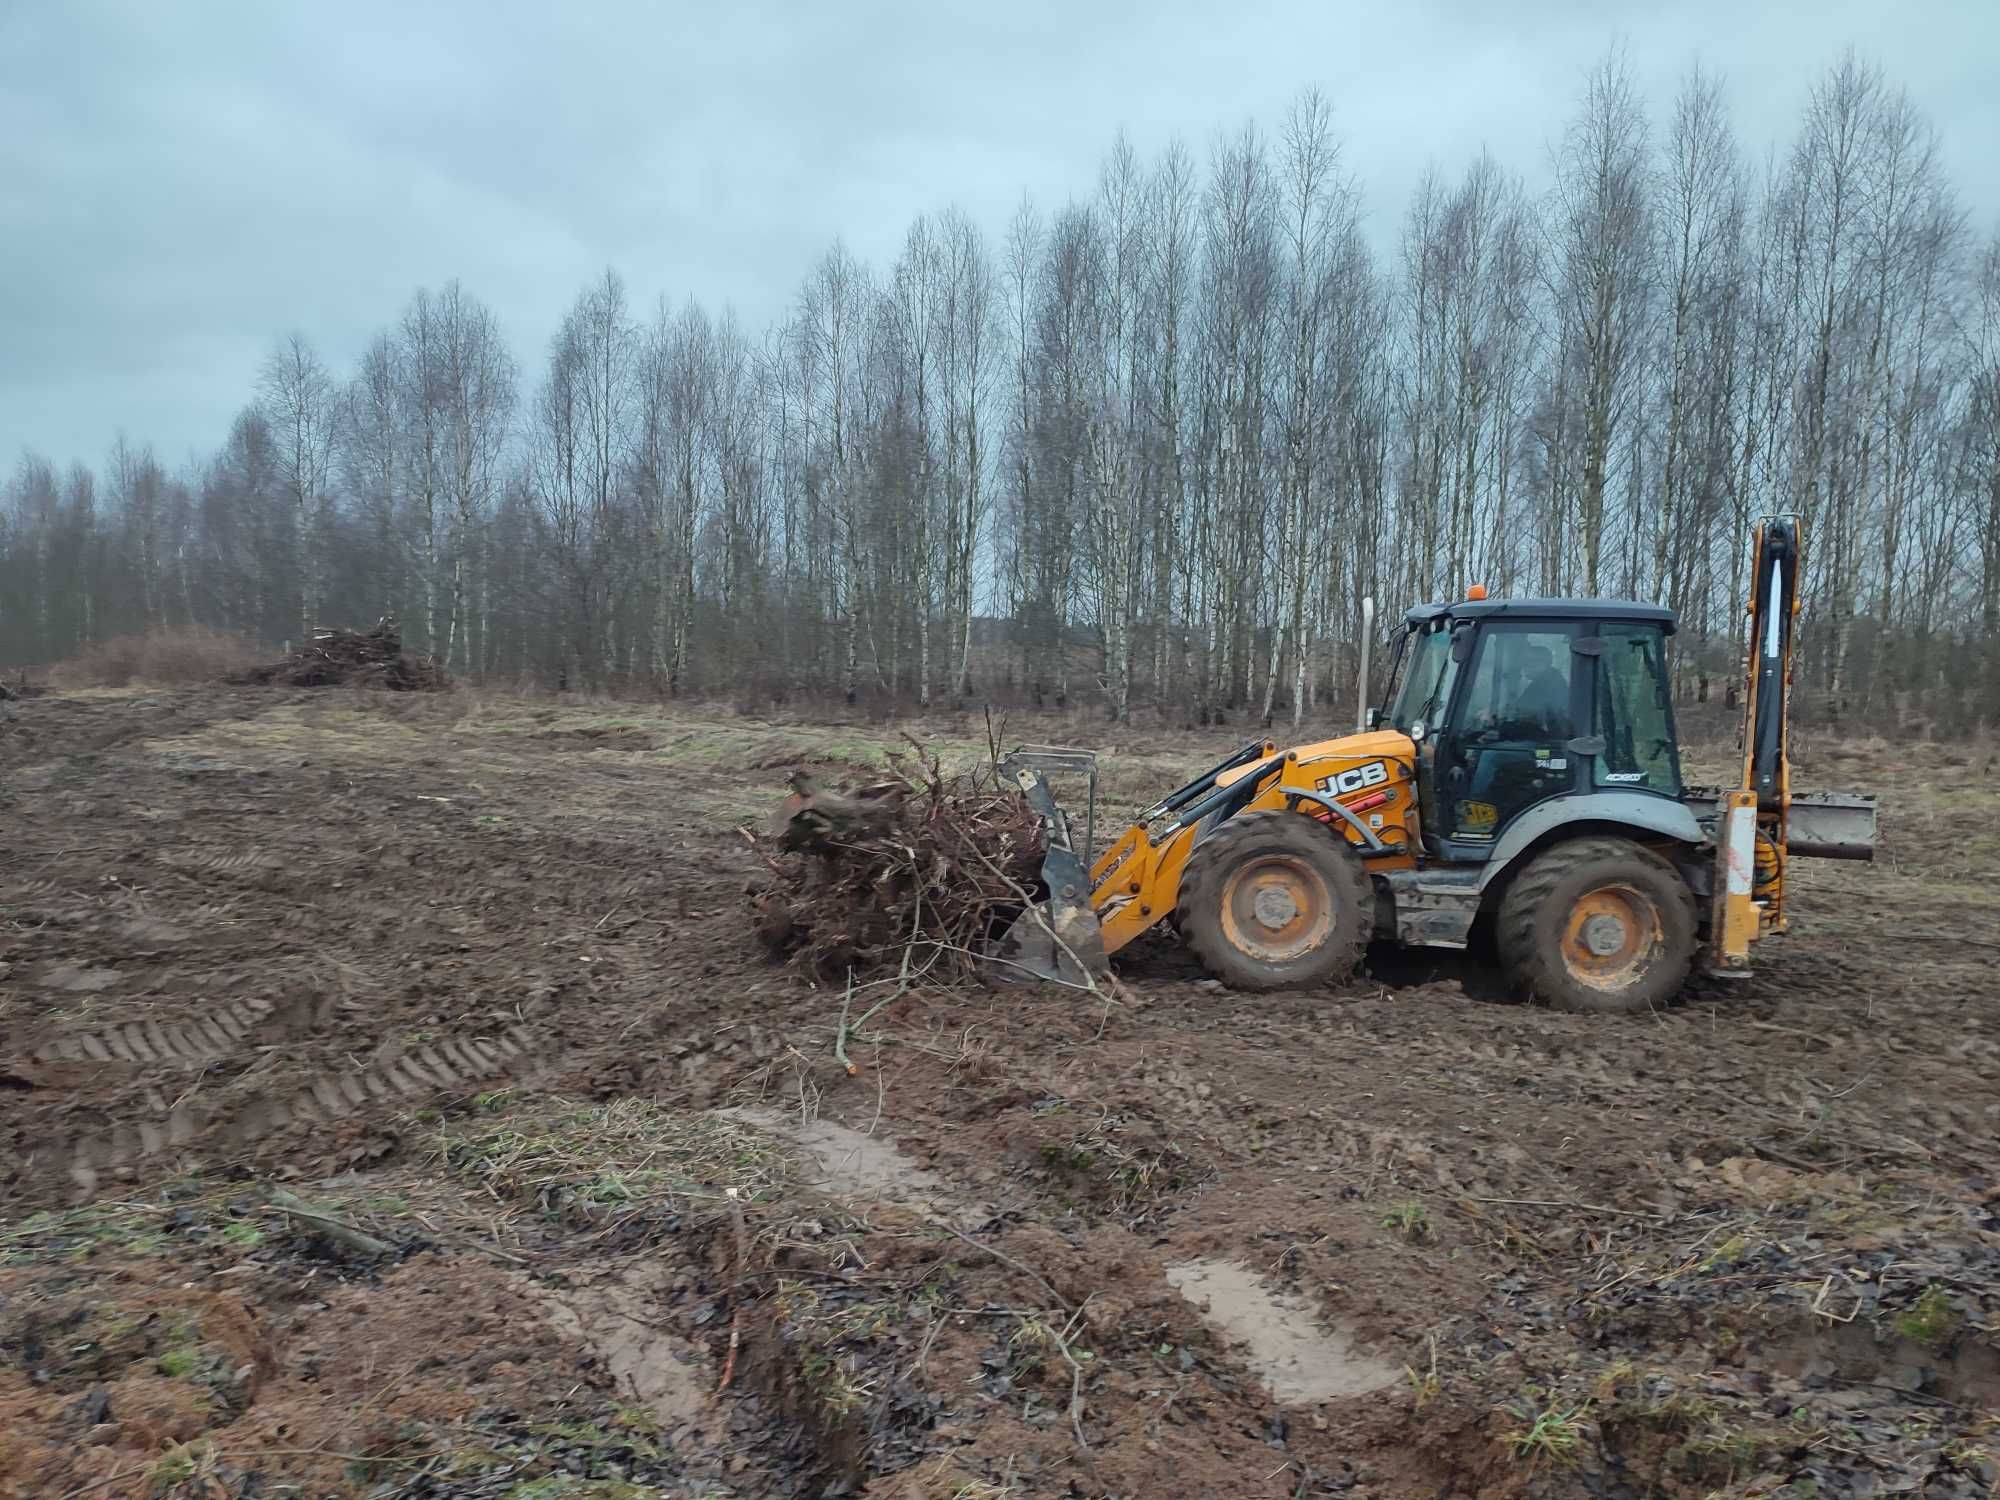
left=910, top=1307, right=950, bottom=1379
left=264, top=1188, right=392, bottom=1257
left=717, top=1183, right=753, bottom=1393
left=718, top=1309, right=743, bottom=1392
left=834, top=972, right=859, bottom=1076
left=1036, top=1299, right=1095, bottom=1452
left=934, top=1221, right=1071, bottom=1315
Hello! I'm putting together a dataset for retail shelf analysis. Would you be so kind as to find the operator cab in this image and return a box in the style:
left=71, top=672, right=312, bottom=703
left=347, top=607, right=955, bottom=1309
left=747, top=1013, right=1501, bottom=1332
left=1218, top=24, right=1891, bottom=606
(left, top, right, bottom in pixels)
left=1377, top=597, right=1683, bottom=863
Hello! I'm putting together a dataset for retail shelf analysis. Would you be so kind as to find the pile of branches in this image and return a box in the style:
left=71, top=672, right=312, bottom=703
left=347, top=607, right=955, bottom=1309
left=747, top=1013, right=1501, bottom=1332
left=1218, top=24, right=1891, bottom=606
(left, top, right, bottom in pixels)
left=238, top=619, right=447, bottom=691
left=750, top=750, right=1046, bottom=981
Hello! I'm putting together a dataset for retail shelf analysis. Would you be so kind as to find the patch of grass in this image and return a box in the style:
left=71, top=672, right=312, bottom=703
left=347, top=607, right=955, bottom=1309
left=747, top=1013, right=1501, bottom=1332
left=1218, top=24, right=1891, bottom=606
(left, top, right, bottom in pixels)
left=1505, top=1397, right=1590, bottom=1467
left=1030, top=1117, right=1206, bottom=1218
left=525, top=1419, right=667, bottom=1466
left=1007, top=1314, right=1054, bottom=1380
left=1039, top=1141, right=1096, bottom=1173
left=146, top=1446, right=199, bottom=1492
left=1700, top=1234, right=1749, bottom=1269
left=775, top=1280, right=896, bottom=1433
left=610, top=1404, right=663, bottom=1438
left=1896, top=1285, right=1959, bottom=1347
left=1648, top=1390, right=1719, bottom=1433
left=154, top=1346, right=197, bottom=1378
left=1591, top=1358, right=1637, bottom=1401
left=436, top=1097, right=793, bottom=1224
left=218, top=1220, right=263, bottom=1250
left=145, top=1438, right=223, bottom=1495
left=1381, top=1199, right=1434, bottom=1245
left=502, top=1480, right=663, bottom=1500
left=797, top=1347, right=873, bottom=1422
left=0, top=1199, right=200, bottom=1265
left=1672, top=1424, right=1763, bottom=1483
left=144, top=702, right=428, bottom=768
left=1406, top=1336, right=1441, bottom=1409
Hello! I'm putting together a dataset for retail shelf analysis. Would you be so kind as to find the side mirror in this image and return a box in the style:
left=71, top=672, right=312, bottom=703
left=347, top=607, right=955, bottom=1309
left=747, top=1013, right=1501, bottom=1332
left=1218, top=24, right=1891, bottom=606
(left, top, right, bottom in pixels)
left=1364, top=706, right=1383, bottom=731
left=1450, top=626, right=1475, bottom=664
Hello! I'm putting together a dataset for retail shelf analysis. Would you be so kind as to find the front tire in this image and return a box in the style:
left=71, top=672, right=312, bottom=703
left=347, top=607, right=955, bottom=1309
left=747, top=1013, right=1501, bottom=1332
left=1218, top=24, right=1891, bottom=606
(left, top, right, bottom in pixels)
left=1497, top=837, right=1697, bottom=1013
left=1178, top=811, right=1371, bottom=991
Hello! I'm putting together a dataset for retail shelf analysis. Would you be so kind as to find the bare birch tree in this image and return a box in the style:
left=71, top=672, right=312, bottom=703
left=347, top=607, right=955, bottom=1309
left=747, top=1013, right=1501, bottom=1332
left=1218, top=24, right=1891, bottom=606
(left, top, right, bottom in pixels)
left=258, top=334, right=337, bottom=641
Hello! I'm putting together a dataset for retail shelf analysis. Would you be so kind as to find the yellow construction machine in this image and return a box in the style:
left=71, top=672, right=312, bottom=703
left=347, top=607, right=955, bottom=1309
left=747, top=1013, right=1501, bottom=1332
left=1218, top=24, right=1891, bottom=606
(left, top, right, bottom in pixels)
left=1000, top=517, right=1876, bottom=1012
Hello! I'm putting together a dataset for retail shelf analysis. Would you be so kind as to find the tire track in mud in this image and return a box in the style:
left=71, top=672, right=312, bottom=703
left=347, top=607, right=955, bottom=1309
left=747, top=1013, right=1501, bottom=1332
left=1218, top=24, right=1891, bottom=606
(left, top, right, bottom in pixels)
left=32, top=997, right=276, bottom=1066
left=155, top=848, right=287, bottom=879
left=40, top=1024, right=542, bottom=1195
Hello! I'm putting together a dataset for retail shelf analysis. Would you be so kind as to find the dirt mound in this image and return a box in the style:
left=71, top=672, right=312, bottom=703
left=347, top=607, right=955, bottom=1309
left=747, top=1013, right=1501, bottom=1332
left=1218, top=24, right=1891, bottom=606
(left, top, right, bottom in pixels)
left=238, top=620, right=446, bottom=691
left=750, top=758, right=1044, bottom=980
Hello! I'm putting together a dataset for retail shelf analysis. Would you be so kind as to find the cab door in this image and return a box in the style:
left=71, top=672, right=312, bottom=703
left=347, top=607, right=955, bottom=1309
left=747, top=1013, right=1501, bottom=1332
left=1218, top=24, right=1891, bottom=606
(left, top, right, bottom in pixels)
left=1435, top=621, right=1587, bottom=852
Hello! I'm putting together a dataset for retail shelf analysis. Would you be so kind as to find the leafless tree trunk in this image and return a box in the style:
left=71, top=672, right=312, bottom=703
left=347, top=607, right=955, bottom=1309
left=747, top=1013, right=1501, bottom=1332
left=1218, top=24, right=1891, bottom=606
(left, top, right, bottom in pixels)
left=1548, top=49, right=1655, bottom=596
left=258, top=334, right=337, bottom=642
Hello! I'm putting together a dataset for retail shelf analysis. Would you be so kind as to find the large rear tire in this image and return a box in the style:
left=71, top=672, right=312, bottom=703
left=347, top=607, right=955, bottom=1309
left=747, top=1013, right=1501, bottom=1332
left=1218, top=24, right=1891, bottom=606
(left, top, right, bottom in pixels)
left=1496, top=837, right=1697, bottom=1014
left=1178, top=811, right=1371, bottom=991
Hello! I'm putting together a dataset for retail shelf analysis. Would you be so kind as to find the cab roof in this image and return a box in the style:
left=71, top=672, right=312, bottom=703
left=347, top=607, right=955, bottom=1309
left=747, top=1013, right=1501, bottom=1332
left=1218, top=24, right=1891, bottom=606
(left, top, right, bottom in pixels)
left=1405, top=597, right=1677, bottom=633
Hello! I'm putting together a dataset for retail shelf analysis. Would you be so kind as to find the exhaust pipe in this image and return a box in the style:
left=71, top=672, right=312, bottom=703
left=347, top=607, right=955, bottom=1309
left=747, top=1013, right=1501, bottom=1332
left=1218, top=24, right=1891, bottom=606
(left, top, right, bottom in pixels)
left=1355, top=597, right=1376, bottom=731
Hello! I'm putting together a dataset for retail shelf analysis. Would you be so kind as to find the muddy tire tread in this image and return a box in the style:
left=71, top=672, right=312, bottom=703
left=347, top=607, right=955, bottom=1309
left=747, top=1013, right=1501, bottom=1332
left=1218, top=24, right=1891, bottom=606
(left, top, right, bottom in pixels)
left=1496, top=836, right=1697, bottom=1014
left=1178, top=810, right=1371, bottom=992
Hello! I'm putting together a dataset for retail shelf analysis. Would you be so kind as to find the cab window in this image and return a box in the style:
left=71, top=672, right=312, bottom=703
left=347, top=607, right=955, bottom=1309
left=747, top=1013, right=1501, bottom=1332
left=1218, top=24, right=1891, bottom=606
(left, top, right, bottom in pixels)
left=1593, top=624, right=1682, bottom=796
left=1459, top=627, right=1579, bottom=742
left=1391, top=624, right=1455, bottom=734
left=1444, top=623, right=1580, bottom=840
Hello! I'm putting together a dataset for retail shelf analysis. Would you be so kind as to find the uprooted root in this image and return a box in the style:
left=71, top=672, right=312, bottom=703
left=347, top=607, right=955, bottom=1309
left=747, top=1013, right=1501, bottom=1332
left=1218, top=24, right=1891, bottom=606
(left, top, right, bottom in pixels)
left=749, top=749, right=1045, bottom=981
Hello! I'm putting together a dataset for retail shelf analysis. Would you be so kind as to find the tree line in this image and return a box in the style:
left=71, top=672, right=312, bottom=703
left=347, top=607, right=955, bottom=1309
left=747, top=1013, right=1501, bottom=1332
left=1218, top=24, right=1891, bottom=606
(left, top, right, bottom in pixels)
left=5, top=50, right=1998, bottom=732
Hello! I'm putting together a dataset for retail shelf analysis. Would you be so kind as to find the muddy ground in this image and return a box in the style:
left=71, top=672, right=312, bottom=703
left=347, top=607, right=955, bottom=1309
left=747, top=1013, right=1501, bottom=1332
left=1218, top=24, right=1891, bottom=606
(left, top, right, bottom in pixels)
left=2, top=686, right=1996, bottom=1500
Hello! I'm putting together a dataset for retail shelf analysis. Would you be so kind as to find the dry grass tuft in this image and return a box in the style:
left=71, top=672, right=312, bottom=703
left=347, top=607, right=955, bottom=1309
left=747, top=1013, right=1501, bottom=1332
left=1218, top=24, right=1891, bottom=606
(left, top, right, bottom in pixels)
left=50, top=627, right=262, bottom=689
left=435, top=1096, right=795, bottom=1224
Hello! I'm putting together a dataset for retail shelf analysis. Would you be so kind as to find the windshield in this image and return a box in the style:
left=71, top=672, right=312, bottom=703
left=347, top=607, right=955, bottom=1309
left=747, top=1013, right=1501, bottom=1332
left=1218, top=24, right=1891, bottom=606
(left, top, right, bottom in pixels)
left=1390, top=624, right=1454, bottom=733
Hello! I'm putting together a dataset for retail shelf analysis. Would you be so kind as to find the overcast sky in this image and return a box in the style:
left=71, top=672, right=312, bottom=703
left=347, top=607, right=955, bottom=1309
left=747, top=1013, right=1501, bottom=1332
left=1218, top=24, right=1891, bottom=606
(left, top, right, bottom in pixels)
left=4, top=0, right=1996, bottom=476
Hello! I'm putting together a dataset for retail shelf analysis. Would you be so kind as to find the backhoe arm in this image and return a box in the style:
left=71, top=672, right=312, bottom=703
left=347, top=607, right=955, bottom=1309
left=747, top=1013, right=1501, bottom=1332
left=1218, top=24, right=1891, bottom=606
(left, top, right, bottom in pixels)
left=1713, top=517, right=1800, bottom=972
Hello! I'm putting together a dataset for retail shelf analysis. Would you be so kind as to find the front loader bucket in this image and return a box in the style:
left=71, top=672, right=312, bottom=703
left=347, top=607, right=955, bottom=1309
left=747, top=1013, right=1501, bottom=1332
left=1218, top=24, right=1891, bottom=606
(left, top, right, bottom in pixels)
left=990, top=763, right=1110, bottom=986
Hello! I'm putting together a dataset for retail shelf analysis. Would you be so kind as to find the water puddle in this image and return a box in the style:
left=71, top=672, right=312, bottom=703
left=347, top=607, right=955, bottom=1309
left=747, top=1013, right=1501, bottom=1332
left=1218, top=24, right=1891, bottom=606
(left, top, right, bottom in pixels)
left=1165, top=1257, right=1398, bottom=1403
left=523, top=1261, right=712, bottom=1429
left=722, top=1107, right=979, bottom=1218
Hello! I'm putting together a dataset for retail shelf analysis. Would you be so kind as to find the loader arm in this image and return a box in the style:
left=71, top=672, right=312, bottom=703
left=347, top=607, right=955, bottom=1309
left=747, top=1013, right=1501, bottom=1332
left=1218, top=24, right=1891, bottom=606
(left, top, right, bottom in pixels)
left=1086, top=739, right=1413, bottom=959
left=1084, top=741, right=1282, bottom=958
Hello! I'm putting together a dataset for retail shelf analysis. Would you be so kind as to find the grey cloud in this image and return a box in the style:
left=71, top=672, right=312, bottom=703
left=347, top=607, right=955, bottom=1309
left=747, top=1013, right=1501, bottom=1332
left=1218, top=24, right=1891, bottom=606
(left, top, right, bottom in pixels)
left=3, top=0, right=1995, bottom=471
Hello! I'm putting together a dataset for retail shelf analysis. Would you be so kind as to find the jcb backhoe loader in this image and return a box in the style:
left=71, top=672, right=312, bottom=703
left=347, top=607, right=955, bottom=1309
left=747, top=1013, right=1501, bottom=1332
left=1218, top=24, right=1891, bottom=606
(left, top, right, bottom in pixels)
left=1000, top=517, right=1876, bottom=1013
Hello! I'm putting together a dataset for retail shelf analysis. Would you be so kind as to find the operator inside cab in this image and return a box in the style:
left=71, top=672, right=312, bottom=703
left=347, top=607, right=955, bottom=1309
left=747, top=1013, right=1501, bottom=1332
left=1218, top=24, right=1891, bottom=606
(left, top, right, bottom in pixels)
left=1454, top=632, right=1579, bottom=842
left=1511, top=645, right=1569, bottom=730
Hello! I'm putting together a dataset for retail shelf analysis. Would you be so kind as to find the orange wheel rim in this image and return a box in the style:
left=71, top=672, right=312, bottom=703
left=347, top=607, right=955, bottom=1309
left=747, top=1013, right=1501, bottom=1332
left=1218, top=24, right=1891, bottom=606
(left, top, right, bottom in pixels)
left=1560, top=883, right=1663, bottom=991
left=1217, top=855, right=1333, bottom=964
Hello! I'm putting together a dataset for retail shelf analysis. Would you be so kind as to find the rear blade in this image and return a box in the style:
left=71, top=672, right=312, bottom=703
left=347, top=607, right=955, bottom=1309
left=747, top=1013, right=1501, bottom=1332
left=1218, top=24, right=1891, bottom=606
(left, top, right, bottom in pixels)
left=990, top=768, right=1110, bottom=985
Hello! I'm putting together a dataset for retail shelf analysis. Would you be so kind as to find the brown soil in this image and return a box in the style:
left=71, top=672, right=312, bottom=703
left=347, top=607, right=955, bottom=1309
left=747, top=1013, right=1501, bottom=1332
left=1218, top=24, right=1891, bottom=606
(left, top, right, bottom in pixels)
left=2, top=686, right=1996, bottom=1500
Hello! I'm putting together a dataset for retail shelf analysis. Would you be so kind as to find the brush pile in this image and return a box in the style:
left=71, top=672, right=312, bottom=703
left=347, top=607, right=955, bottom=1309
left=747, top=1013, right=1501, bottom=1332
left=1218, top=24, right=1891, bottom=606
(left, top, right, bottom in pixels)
left=750, top=753, right=1046, bottom=980
left=239, top=620, right=448, bottom=691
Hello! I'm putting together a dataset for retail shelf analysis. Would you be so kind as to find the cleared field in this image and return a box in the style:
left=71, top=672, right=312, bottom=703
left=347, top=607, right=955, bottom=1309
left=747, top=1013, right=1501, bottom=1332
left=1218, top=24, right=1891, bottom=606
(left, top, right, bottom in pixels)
left=2, top=686, right=1996, bottom=1500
